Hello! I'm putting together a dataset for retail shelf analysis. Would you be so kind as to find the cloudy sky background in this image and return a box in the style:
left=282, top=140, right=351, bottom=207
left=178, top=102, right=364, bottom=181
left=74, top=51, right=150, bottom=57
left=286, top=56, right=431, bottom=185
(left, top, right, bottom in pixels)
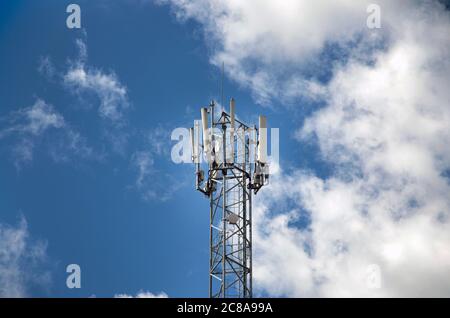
left=1, top=0, right=450, bottom=297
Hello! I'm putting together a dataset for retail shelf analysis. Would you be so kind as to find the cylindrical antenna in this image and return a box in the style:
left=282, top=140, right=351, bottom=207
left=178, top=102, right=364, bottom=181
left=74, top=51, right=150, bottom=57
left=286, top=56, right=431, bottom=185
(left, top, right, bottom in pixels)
left=221, top=62, right=224, bottom=110
left=257, top=115, right=267, bottom=164
left=189, top=127, right=195, bottom=162
left=194, top=120, right=200, bottom=163
left=229, top=98, right=235, bottom=163
left=230, top=98, right=235, bottom=129
left=250, top=125, right=257, bottom=165
left=201, top=107, right=210, bottom=160
left=201, top=108, right=209, bottom=147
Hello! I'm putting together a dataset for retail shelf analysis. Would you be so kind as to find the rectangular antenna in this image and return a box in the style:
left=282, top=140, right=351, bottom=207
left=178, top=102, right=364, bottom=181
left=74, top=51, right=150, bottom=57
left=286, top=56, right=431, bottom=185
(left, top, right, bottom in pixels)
left=201, top=107, right=210, bottom=161
left=189, top=127, right=195, bottom=162
left=229, top=98, right=235, bottom=163
left=257, top=115, right=267, bottom=164
left=194, top=120, right=200, bottom=163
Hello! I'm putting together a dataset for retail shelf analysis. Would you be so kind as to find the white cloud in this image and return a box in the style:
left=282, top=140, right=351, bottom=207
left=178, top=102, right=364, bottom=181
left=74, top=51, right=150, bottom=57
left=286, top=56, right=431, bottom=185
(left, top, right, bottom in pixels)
left=255, top=169, right=450, bottom=297
left=160, top=1, right=450, bottom=105
left=130, top=126, right=188, bottom=202
left=12, top=140, right=35, bottom=167
left=146, top=126, right=171, bottom=157
left=0, top=99, right=100, bottom=167
left=162, top=0, right=450, bottom=297
left=114, top=290, right=168, bottom=298
left=38, top=56, right=56, bottom=80
left=132, top=150, right=155, bottom=188
left=0, top=99, right=64, bottom=138
left=0, top=217, right=50, bottom=297
left=159, top=0, right=385, bottom=104
left=64, top=39, right=129, bottom=123
left=48, top=128, right=103, bottom=163
left=130, top=149, right=185, bottom=202
left=0, top=99, right=65, bottom=168
left=26, top=102, right=64, bottom=135
left=35, top=38, right=130, bottom=160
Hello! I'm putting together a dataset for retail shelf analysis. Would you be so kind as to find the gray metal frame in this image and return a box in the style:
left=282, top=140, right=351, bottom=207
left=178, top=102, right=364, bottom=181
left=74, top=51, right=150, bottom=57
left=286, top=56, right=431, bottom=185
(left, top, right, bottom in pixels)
left=195, top=100, right=255, bottom=298
left=210, top=112, right=253, bottom=298
left=193, top=99, right=269, bottom=298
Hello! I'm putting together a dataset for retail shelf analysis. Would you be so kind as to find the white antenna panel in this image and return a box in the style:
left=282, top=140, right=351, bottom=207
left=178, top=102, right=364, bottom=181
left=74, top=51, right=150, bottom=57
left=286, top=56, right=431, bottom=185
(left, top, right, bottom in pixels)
left=257, top=115, right=267, bottom=164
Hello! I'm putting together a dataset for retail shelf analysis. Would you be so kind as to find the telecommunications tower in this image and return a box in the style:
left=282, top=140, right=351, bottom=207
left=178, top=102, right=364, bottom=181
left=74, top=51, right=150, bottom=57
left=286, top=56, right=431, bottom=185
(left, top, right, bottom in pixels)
left=190, top=98, right=269, bottom=298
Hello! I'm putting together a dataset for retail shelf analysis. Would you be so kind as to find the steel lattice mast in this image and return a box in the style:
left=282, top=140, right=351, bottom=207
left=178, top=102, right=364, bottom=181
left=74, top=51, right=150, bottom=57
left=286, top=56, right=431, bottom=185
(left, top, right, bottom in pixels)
left=190, top=98, right=269, bottom=298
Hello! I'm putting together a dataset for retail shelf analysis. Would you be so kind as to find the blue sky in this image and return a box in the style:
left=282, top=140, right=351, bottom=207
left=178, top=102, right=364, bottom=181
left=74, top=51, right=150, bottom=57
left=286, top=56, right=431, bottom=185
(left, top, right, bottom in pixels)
left=0, top=0, right=307, bottom=297
left=1, top=1, right=450, bottom=298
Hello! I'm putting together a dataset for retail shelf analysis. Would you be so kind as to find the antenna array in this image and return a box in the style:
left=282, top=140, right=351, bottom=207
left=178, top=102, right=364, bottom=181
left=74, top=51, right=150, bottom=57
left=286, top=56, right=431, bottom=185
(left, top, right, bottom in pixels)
left=190, top=98, right=269, bottom=298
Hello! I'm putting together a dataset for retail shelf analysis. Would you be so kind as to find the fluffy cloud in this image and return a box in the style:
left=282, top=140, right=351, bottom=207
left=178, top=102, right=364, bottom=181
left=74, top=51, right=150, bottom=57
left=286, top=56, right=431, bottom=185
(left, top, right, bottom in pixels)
left=0, top=99, right=64, bottom=138
left=130, top=149, right=186, bottom=202
left=0, top=99, right=99, bottom=167
left=162, top=0, right=450, bottom=296
left=64, top=39, right=129, bottom=123
left=131, top=126, right=188, bottom=202
left=254, top=169, right=450, bottom=297
left=114, top=290, right=168, bottom=298
left=48, top=128, right=103, bottom=163
left=130, top=127, right=172, bottom=185
left=0, top=99, right=65, bottom=168
left=160, top=0, right=384, bottom=104
left=160, top=1, right=450, bottom=105
left=132, top=150, right=155, bottom=188
left=280, top=3, right=450, bottom=296
left=0, top=217, right=50, bottom=297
